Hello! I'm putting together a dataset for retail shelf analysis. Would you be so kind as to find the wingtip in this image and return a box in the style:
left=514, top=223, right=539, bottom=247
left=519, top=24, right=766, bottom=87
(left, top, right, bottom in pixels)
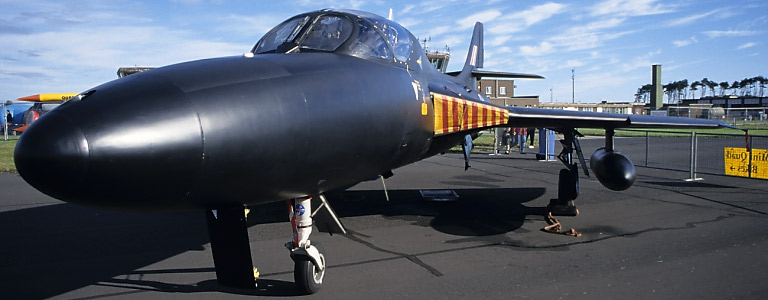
left=716, top=120, right=741, bottom=130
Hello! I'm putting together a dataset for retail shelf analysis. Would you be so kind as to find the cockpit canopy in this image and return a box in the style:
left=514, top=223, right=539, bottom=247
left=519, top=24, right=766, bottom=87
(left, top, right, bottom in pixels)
left=252, top=9, right=424, bottom=69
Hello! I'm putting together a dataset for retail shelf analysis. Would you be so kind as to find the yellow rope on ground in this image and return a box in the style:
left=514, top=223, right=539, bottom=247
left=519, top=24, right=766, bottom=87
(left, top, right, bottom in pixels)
left=542, top=212, right=582, bottom=237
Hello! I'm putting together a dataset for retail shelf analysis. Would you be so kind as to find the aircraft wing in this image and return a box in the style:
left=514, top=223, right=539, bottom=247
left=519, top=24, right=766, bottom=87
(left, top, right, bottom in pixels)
left=503, top=106, right=735, bottom=130
left=430, top=92, right=735, bottom=137
left=445, top=70, right=545, bottom=80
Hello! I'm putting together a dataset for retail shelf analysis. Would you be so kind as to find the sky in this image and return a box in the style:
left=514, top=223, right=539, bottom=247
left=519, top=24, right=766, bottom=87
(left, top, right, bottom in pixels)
left=1, top=0, right=766, bottom=103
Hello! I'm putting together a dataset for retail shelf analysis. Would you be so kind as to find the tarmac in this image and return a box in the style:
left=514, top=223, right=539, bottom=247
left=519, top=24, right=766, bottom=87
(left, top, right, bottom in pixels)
left=1, top=140, right=767, bottom=299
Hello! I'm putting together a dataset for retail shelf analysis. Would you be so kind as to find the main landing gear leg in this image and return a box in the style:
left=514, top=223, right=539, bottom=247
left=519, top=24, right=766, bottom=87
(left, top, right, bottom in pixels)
left=205, top=206, right=256, bottom=289
left=549, top=130, right=587, bottom=216
left=286, top=196, right=326, bottom=295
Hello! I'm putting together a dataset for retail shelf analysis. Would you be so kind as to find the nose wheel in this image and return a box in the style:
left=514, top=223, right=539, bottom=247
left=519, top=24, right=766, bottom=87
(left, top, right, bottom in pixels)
left=291, top=246, right=326, bottom=294
left=286, top=196, right=330, bottom=294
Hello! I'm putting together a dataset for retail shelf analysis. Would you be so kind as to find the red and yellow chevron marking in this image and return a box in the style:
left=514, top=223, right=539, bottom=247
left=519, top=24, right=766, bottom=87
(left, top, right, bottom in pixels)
left=432, top=93, right=508, bottom=135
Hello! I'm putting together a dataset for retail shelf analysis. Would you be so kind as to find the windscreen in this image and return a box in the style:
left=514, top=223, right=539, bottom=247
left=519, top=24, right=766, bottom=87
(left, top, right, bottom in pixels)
left=299, top=15, right=353, bottom=52
left=251, top=11, right=416, bottom=67
left=253, top=16, right=309, bottom=54
left=254, top=15, right=353, bottom=54
left=346, top=19, right=391, bottom=61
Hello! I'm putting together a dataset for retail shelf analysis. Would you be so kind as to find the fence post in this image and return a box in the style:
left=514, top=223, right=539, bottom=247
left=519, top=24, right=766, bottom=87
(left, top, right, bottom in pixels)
left=2, top=102, right=7, bottom=141
left=687, top=132, right=702, bottom=181
left=644, top=131, right=649, bottom=167
left=748, top=134, right=754, bottom=178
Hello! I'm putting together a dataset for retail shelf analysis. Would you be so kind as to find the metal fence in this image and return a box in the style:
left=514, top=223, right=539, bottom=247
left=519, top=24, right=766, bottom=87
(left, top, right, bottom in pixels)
left=668, top=106, right=768, bottom=127
left=479, top=129, right=766, bottom=182
left=608, top=129, right=767, bottom=180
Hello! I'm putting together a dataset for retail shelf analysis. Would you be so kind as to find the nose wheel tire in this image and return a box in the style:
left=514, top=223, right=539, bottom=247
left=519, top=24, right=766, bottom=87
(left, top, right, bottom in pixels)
left=294, top=252, right=325, bottom=294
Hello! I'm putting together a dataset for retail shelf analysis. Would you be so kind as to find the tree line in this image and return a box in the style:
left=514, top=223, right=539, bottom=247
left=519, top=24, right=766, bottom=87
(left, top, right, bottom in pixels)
left=635, top=76, right=767, bottom=103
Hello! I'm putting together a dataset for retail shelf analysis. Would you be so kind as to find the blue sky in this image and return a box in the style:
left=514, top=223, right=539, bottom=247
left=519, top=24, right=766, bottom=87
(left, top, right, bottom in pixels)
left=1, top=0, right=766, bottom=103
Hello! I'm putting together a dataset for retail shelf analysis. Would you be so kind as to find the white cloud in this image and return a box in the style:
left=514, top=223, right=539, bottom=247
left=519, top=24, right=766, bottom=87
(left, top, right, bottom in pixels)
left=565, top=59, right=585, bottom=68
left=1, top=24, right=245, bottom=91
left=488, top=2, right=566, bottom=34
left=427, top=25, right=452, bottom=37
left=590, top=0, right=674, bottom=17
left=544, top=17, right=625, bottom=52
left=602, top=29, right=636, bottom=40
left=400, top=4, right=415, bottom=15
left=297, top=0, right=366, bottom=10
left=457, top=9, right=502, bottom=29
left=520, top=41, right=554, bottom=56
left=574, top=71, right=641, bottom=100
left=395, top=17, right=420, bottom=29
left=620, top=49, right=661, bottom=72
left=703, top=30, right=759, bottom=38
left=672, top=36, right=698, bottom=47
left=217, top=14, right=285, bottom=38
left=171, top=0, right=204, bottom=4
left=667, top=9, right=721, bottom=27
left=488, top=35, right=511, bottom=47
left=515, top=2, right=567, bottom=26
left=487, top=23, right=526, bottom=35
left=576, top=17, right=626, bottom=32
left=737, top=42, right=756, bottom=50
left=433, top=35, right=464, bottom=52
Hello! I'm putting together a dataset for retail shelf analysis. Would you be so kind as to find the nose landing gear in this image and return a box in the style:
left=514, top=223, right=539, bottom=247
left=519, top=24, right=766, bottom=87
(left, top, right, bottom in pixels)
left=285, top=196, right=340, bottom=294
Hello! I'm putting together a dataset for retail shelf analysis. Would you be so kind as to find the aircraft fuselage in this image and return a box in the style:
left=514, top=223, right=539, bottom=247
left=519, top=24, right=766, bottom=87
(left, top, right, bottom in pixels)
left=15, top=53, right=436, bottom=210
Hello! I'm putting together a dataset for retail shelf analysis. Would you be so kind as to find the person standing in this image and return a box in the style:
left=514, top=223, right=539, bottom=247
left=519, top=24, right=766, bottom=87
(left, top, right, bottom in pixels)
left=527, top=127, right=535, bottom=148
left=504, top=127, right=513, bottom=154
left=5, top=110, right=12, bottom=132
left=510, top=128, right=520, bottom=153
left=494, top=127, right=505, bottom=154
left=518, top=127, right=527, bottom=152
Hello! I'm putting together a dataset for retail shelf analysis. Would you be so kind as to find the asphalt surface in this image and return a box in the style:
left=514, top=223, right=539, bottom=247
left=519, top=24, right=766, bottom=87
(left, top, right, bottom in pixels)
left=1, top=142, right=767, bottom=299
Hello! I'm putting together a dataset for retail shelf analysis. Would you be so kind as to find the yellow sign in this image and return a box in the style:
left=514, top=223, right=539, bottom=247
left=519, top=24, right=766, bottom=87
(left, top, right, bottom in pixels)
left=724, top=147, right=750, bottom=177
left=724, top=147, right=768, bottom=179
left=753, top=149, right=768, bottom=179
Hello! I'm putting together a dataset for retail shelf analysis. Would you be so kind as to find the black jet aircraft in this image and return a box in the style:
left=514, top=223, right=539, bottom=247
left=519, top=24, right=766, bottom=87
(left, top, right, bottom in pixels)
left=14, top=9, right=731, bottom=294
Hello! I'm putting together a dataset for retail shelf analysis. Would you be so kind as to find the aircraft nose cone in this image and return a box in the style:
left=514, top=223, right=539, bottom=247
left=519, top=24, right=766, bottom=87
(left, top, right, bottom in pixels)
left=15, top=112, right=90, bottom=201
left=15, top=75, right=205, bottom=209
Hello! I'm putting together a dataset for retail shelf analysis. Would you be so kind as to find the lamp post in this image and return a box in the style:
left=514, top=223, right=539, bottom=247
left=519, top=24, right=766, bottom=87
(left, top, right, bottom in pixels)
left=571, top=68, right=575, bottom=104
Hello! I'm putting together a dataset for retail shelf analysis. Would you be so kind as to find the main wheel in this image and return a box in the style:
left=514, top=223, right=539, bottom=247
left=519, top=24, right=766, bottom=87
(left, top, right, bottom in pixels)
left=294, top=252, right=325, bottom=294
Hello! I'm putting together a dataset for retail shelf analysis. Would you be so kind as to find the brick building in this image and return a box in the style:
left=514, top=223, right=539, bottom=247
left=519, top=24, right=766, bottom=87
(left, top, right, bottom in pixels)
left=478, top=79, right=539, bottom=107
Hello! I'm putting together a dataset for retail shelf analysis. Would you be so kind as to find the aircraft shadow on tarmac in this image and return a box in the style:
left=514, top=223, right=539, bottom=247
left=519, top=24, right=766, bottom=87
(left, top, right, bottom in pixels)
left=0, top=187, right=548, bottom=298
left=641, top=180, right=737, bottom=189
left=0, top=203, right=211, bottom=298
left=326, top=188, right=548, bottom=237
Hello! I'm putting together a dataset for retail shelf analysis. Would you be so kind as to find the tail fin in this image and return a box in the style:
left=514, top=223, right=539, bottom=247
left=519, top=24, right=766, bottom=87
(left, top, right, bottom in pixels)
left=455, top=22, right=483, bottom=86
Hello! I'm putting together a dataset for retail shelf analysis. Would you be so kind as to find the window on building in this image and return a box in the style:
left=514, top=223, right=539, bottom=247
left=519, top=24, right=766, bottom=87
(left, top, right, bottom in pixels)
left=499, top=86, right=506, bottom=95
left=485, top=86, right=492, bottom=95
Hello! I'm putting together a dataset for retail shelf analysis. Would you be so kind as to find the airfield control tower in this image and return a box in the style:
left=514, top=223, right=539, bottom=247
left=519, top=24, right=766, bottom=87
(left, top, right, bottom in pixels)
left=423, top=38, right=450, bottom=73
